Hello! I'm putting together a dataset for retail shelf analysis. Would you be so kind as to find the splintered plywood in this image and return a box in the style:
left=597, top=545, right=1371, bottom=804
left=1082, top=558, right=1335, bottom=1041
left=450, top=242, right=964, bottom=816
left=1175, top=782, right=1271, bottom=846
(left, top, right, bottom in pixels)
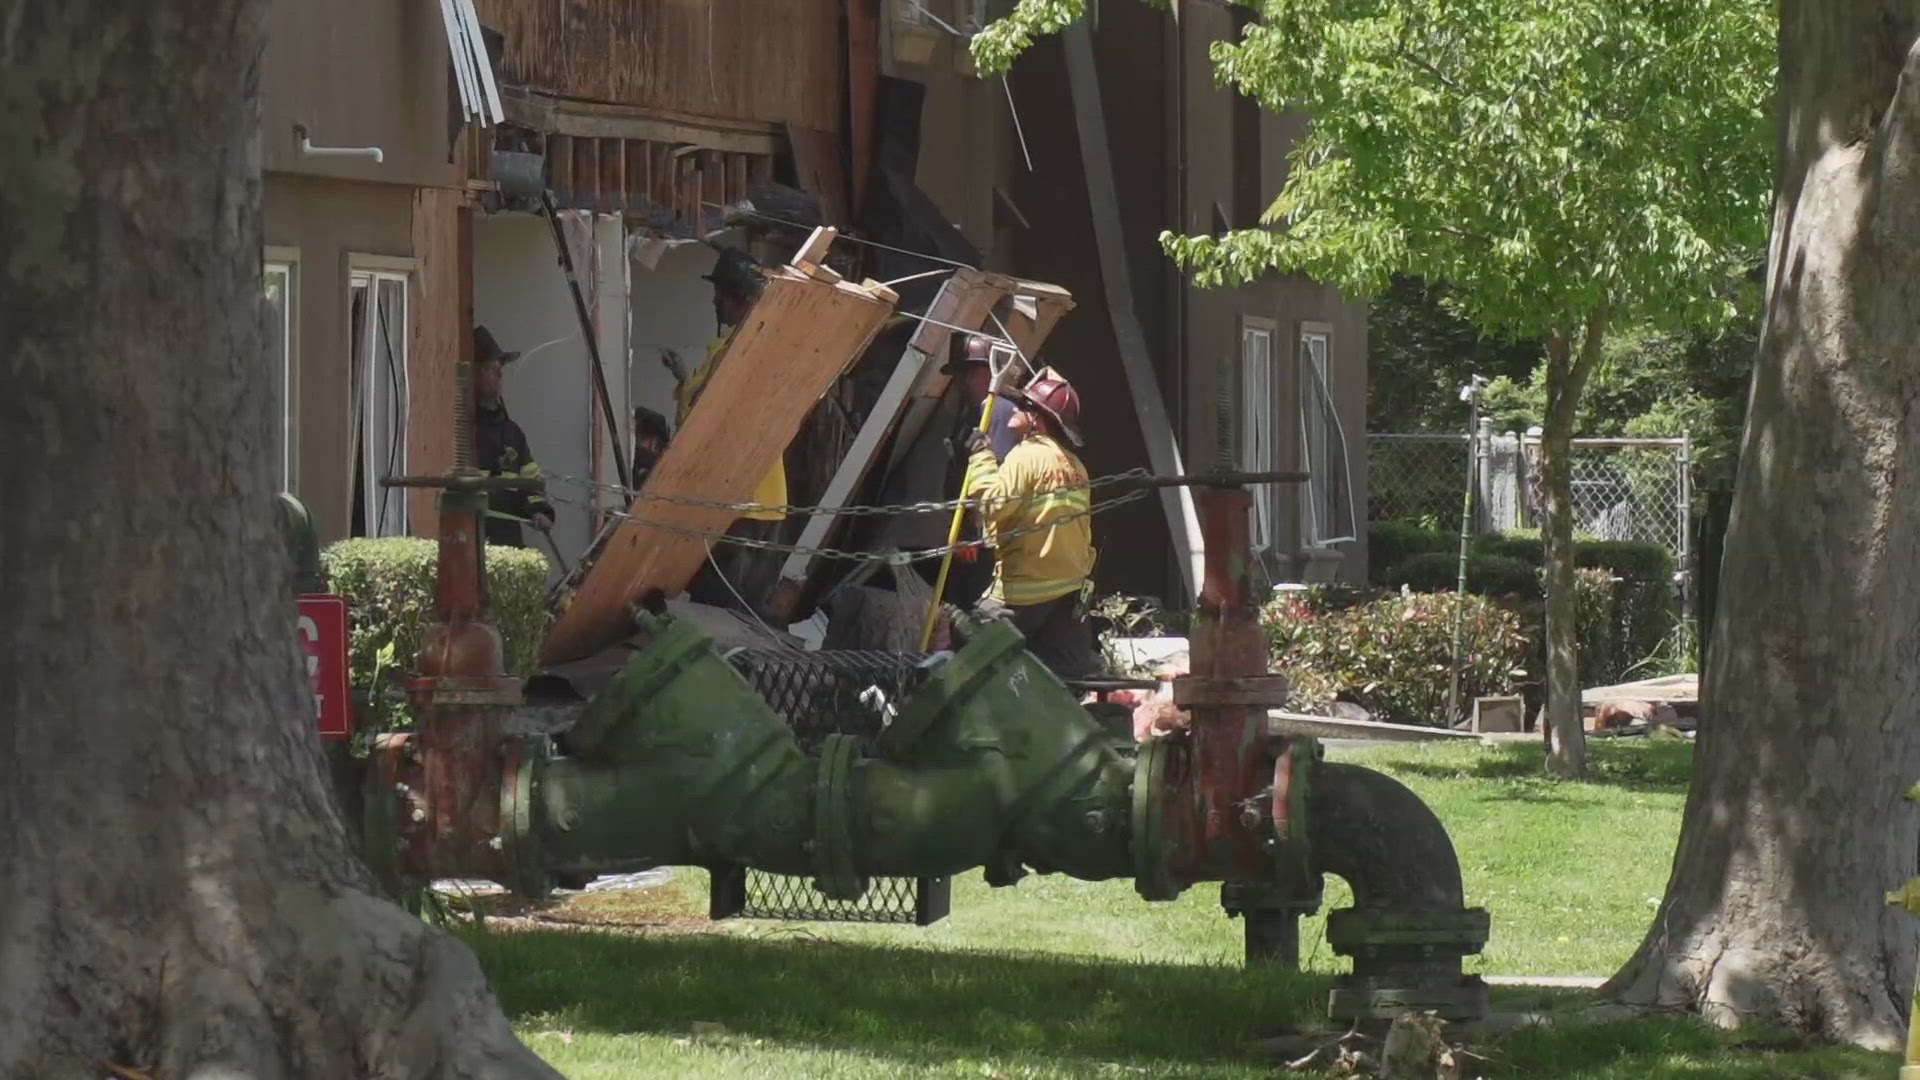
left=540, top=266, right=895, bottom=663
left=781, top=268, right=1016, bottom=589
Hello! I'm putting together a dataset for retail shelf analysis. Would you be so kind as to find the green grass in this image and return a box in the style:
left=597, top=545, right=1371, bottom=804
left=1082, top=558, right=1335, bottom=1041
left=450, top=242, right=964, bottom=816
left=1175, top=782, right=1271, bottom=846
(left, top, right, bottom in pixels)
left=465, top=740, right=1896, bottom=1078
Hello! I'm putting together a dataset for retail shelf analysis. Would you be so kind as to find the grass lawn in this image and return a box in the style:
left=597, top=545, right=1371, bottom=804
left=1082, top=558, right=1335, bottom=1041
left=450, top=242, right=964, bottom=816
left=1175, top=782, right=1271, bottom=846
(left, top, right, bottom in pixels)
left=463, top=740, right=1895, bottom=1078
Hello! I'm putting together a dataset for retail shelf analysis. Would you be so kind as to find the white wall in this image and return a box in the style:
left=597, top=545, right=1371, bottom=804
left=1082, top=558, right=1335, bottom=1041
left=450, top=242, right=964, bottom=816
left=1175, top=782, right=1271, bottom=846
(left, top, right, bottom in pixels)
left=475, top=213, right=604, bottom=576
left=477, top=215, right=731, bottom=582
left=626, top=242, right=726, bottom=430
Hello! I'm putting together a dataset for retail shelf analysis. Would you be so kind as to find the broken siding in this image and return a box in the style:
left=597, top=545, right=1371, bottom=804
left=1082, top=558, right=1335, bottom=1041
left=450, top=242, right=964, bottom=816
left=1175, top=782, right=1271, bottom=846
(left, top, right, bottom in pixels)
left=473, top=0, right=842, bottom=133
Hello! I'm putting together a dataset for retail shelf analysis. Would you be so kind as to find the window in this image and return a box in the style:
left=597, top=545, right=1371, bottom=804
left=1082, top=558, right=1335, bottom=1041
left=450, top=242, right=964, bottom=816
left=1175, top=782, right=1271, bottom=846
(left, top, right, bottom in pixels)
left=1299, top=323, right=1356, bottom=545
left=1239, top=319, right=1278, bottom=552
left=263, top=253, right=297, bottom=492
left=349, top=264, right=411, bottom=537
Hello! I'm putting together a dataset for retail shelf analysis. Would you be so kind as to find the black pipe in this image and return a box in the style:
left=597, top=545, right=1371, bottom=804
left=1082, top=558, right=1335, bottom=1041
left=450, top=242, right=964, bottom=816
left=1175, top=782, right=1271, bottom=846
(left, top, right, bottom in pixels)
left=539, top=190, right=632, bottom=494
left=1306, top=762, right=1465, bottom=911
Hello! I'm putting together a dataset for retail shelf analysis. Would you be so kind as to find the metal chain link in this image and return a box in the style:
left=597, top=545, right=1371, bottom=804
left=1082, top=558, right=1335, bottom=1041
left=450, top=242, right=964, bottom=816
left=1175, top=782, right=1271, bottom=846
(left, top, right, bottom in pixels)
left=544, top=488, right=1150, bottom=566
left=547, top=466, right=1154, bottom=519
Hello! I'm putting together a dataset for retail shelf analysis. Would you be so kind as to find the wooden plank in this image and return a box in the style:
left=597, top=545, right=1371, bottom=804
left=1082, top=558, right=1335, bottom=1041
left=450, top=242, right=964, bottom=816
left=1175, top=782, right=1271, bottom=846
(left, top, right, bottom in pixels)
left=541, top=264, right=897, bottom=663
left=1582, top=673, right=1698, bottom=704
left=1063, top=23, right=1201, bottom=601
left=1264, top=711, right=1479, bottom=744
left=1001, top=280, right=1076, bottom=360
left=779, top=267, right=1015, bottom=592
left=885, top=269, right=1022, bottom=471
left=786, top=124, right=851, bottom=227
left=406, top=188, right=464, bottom=537
left=474, top=0, right=842, bottom=135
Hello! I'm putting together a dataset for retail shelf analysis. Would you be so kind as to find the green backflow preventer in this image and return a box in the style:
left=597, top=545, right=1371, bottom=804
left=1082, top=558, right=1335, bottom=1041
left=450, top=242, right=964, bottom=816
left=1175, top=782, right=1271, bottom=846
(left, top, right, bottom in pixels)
left=364, top=463, right=1488, bottom=1024
left=361, top=608, right=1491, bottom=1022
left=514, top=613, right=1135, bottom=894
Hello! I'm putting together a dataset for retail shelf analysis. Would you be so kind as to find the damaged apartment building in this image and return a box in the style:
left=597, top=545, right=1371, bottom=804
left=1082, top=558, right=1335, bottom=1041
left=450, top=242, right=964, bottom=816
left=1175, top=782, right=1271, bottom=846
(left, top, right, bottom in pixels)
left=260, top=0, right=1368, bottom=647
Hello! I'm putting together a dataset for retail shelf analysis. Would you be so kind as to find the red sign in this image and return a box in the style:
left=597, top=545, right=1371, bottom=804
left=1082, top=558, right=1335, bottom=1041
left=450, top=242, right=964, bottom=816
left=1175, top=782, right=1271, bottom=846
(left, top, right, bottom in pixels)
left=298, top=595, right=352, bottom=741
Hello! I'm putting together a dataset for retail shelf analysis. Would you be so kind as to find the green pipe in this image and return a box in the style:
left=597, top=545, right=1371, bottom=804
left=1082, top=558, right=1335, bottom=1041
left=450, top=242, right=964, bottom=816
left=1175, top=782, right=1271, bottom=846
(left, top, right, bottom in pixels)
left=527, top=616, right=1136, bottom=893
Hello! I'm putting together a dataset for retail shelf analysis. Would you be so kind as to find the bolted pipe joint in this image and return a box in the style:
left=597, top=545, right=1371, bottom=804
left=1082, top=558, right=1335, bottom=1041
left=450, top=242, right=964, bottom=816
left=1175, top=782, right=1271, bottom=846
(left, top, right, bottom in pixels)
left=1308, top=762, right=1491, bottom=1021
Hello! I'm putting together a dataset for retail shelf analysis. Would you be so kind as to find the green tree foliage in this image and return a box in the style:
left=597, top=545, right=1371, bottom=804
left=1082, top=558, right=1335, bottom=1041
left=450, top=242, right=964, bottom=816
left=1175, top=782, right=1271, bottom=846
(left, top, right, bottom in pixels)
left=977, top=0, right=1772, bottom=774
left=1481, top=280, right=1760, bottom=491
left=1368, top=275, right=1541, bottom=434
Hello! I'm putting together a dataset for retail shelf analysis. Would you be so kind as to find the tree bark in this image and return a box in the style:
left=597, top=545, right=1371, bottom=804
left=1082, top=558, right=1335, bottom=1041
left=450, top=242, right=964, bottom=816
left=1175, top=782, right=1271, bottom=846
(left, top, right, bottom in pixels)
left=1605, top=2, right=1920, bottom=1049
left=0, top=3, right=556, bottom=1075
left=1540, top=305, right=1609, bottom=778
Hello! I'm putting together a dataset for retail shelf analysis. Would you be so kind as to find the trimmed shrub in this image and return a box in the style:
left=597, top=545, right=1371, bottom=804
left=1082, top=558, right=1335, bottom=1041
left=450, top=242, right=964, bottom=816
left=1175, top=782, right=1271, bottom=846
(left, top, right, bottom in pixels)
left=1368, top=519, right=1453, bottom=580
left=1385, top=552, right=1543, bottom=599
left=321, top=537, right=552, bottom=731
left=1471, top=531, right=1674, bottom=582
left=1262, top=588, right=1531, bottom=727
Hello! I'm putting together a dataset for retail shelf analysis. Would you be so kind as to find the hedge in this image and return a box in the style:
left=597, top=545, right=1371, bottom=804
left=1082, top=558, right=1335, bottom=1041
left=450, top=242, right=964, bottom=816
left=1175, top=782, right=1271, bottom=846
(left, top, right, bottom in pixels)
left=1367, top=520, right=1454, bottom=581
left=1263, top=588, right=1531, bottom=726
left=321, top=537, right=552, bottom=731
left=1385, top=552, right=1542, bottom=599
left=1471, top=530, right=1674, bottom=582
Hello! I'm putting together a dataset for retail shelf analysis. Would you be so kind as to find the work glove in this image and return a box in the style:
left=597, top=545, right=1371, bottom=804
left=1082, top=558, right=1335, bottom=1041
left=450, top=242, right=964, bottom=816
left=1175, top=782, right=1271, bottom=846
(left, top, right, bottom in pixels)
left=965, top=429, right=993, bottom=456
left=531, top=512, right=554, bottom=533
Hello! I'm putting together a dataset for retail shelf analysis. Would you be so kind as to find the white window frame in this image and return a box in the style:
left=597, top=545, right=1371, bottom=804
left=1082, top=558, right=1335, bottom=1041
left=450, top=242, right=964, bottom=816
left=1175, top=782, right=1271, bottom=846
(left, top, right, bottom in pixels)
left=1298, top=322, right=1357, bottom=546
left=264, top=247, right=299, bottom=494
left=347, top=256, right=415, bottom=538
left=1239, top=317, right=1279, bottom=553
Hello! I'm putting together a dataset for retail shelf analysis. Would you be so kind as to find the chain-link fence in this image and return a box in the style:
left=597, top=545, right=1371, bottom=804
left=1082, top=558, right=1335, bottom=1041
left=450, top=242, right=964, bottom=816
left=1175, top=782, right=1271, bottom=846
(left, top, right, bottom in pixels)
left=1367, top=434, right=1473, bottom=531
left=1370, top=429, right=1695, bottom=682
left=1369, top=429, right=1693, bottom=569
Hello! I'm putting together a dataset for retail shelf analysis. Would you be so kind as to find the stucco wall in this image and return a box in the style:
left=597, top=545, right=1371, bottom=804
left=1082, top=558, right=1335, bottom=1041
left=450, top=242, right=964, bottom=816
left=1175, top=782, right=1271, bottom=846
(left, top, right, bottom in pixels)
left=263, top=0, right=460, bottom=190
left=264, top=175, right=417, bottom=542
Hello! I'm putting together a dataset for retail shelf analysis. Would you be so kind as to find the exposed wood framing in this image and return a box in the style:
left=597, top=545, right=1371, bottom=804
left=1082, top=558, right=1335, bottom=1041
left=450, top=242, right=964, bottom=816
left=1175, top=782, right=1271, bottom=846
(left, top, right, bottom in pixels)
left=541, top=255, right=897, bottom=664
left=779, top=268, right=1019, bottom=594
left=787, top=124, right=852, bottom=227
left=537, top=130, right=769, bottom=223
left=473, top=0, right=842, bottom=135
left=846, top=0, right=881, bottom=213
left=406, top=188, right=464, bottom=537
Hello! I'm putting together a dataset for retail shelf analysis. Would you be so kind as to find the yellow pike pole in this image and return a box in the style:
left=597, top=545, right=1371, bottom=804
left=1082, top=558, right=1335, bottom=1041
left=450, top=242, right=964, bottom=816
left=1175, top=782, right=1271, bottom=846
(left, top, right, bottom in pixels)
left=919, top=393, right=998, bottom=652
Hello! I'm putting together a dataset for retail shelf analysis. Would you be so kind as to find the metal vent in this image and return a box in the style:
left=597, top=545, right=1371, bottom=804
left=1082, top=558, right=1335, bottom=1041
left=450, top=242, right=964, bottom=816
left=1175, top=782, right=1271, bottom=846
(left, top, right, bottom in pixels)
left=713, top=648, right=949, bottom=925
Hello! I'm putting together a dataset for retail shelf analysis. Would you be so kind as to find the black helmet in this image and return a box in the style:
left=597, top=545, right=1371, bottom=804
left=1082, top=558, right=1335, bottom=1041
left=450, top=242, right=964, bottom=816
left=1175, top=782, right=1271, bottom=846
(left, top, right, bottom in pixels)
left=703, top=247, right=765, bottom=302
left=632, top=405, right=671, bottom=442
left=473, top=324, right=520, bottom=363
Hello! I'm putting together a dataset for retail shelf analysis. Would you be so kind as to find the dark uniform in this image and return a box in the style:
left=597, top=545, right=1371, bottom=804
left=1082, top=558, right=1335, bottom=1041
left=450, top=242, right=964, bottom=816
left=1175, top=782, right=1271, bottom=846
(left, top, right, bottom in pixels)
left=475, top=402, right=552, bottom=548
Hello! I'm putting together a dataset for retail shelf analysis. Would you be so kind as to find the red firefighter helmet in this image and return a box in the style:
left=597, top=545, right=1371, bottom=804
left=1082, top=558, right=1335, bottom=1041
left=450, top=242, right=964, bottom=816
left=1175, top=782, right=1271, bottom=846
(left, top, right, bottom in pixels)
left=1015, top=366, right=1084, bottom=446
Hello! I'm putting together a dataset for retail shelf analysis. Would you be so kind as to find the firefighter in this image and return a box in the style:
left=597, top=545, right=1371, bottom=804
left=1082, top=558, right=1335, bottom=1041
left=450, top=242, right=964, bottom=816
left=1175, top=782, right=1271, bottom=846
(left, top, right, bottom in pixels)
left=471, top=325, right=554, bottom=548
left=674, top=247, right=787, bottom=611
left=938, top=335, right=1022, bottom=608
left=963, top=366, right=1098, bottom=679
left=631, top=405, right=671, bottom=490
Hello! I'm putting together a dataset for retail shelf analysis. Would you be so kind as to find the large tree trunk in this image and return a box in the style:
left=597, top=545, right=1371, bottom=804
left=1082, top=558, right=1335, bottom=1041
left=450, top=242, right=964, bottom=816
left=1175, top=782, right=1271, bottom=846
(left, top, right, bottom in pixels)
left=1540, top=307, right=1608, bottom=778
left=0, top=3, right=555, bottom=1075
left=1605, top=2, right=1920, bottom=1049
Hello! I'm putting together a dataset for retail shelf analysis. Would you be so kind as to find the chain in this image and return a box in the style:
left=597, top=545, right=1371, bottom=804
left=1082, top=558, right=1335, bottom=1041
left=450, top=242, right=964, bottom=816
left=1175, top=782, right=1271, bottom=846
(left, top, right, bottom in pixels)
left=543, top=487, right=1150, bottom=566
left=547, top=467, right=1154, bottom=519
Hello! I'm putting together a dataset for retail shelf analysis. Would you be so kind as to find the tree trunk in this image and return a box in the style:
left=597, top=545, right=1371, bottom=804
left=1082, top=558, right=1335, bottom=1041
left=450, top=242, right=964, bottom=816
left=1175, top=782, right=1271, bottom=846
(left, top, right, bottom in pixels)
left=1605, top=3, right=1920, bottom=1049
left=1540, top=307, right=1608, bottom=778
left=0, top=4, right=556, bottom=1075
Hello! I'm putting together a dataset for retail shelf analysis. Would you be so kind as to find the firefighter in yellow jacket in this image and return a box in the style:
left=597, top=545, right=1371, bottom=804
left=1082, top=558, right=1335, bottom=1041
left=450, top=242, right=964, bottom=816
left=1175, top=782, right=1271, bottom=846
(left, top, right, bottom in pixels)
left=963, top=366, right=1098, bottom=679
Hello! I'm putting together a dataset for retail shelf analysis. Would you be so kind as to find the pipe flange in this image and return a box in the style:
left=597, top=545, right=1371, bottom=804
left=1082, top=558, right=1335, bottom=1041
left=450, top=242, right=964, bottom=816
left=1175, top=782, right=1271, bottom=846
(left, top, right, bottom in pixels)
left=812, top=733, right=867, bottom=901
left=1132, top=738, right=1180, bottom=901
left=498, top=736, right=550, bottom=900
left=1325, top=907, right=1492, bottom=960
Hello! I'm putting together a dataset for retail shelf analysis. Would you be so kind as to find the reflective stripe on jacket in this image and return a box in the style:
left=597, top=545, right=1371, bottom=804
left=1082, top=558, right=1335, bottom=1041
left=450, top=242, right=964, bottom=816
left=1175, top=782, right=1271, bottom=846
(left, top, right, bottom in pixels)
left=674, top=333, right=788, bottom=522
left=965, top=434, right=1094, bottom=605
